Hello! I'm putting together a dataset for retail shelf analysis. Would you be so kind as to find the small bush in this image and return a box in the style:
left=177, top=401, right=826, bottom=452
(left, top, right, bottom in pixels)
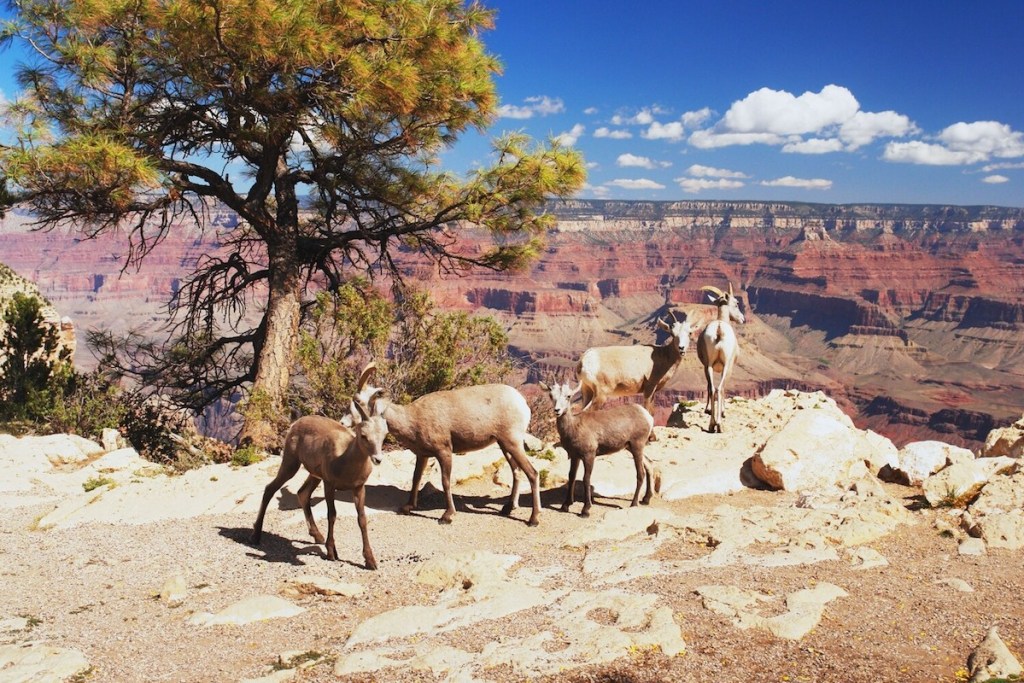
left=231, top=445, right=265, bottom=467
left=82, top=475, right=115, bottom=492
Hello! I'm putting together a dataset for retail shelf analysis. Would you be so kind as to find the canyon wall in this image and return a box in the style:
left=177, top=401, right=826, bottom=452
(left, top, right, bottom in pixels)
left=2, top=200, right=1022, bottom=447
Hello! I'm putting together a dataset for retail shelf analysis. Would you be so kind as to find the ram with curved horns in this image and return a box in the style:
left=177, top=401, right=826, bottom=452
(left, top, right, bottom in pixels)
left=696, top=283, right=745, bottom=434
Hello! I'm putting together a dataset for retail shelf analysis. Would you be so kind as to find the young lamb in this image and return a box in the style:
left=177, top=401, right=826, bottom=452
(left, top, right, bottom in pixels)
left=696, top=282, right=745, bottom=434
left=540, top=381, right=655, bottom=518
left=251, top=392, right=388, bottom=569
left=354, top=376, right=541, bottom=526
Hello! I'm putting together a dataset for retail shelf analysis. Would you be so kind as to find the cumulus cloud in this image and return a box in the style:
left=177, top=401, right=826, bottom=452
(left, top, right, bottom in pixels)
left=617, top=153, right=671, bottom=169
left=760, top=176, right=832, bottom=190
left=884, top=121, right=1024, bottom=166
left=583, top=183, right=611, bottom=198
left=685, top=164, right=747, bottom=179
left=554, top=123, right=585, bottom=147
left=594, top=127, right=633, bottom=139
left=983, top=175, right=1010, bottom=184
left=642, top=121, right=685, bottom=141
left=682, top=108, right=713, bottom=128
left=982, top=161, right=1024, bottom=172
left=611, top=108, right=655, bottom=126
left=606, top=178, right=666, bottom=190
left=583, top=107, right=599, bottom=115
left=690, top=84, right=915, bottom=153
left=676, top=178, right=745, bottom=193
left=497, top=95, right=565, bottom=119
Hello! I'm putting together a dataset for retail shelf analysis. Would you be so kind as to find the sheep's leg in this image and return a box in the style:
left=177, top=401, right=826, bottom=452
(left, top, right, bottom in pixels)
left=503, top=440, right=540, bottom=526
left=437, top=450, right=456, bottom=525
left=323, top=481, right=339, bottom=561
left=400, top=454, right=430, bottom=515
left=704, top=365, right=715, bottom=415
left=641, top=459, right=655, bottom=505
left=294, top=474, right=325, bottom=545
left=251, top=456, right=301, bottom=545
left=629, top=446, right=645, bottom=507
left=354, top=485, right=377, bottom=570
left=580, top=455, right=596, bottom=518
left=561, top=456, right=580, bottom=512
left=498, top=446, right=520, bottom=516
left=643, top=392, right=659, bottom=442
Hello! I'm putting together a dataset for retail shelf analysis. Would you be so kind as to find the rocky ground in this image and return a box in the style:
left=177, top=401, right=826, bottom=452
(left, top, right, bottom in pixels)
left=2, top=391, right=1023, bottom=683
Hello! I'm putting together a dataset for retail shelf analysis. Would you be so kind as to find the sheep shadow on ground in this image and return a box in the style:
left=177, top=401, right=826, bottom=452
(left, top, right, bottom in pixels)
left=216, top=525, right=315, bottom=566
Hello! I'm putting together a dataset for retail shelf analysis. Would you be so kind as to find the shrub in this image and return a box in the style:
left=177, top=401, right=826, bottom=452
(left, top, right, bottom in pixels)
left=231, top=445, right=265, bottom=467
left=0, top=292, right=73, bottom=423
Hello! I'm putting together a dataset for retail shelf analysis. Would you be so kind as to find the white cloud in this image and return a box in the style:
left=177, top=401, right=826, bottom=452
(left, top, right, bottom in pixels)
left=676, top=178, right=745, bottom=193
left=585, top=161, right=600, bottom=169
left=982, top=175, right=1010, bottom=184
left=761, top=176, right=832, bottom=190
left=606, top=178, right=666, bottom=190
left=617, top=153, right=671, bottom=169
left=583, top=183, right=611, bottom=198
left=721, top=84, right=859, bottom=136
left=939, top=121, right=1024, bottom=159
left=689, top=130, right=784, bottom=148
left=982, top=161, right=1024, bottom=172
left=642, top=121, right=685, bottom=141
left=782, top=138, right=845, bottom=154
left=682, top=108, right=713, bottom=128
left=497, top=95, right=565, bottom=119
left=594, top=127, right=633, bottom=139
left=839, top=110, right=917, bottom=150
left=685, top=164, right=747, bottom=179
left=583, top=107, right=598, bottom=115
left=882, top=140, right=986, bottom=166
left=611, top=108, right=655, bottom=126
left=554, top=123, right=585, bottom=146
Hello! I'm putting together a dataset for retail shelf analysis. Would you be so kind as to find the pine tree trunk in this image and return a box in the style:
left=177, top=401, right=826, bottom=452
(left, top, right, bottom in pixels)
left=238, top=253, right=302, bottom=449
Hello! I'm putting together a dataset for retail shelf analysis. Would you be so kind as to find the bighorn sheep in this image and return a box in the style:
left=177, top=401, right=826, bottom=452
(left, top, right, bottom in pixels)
left=696, top=283, right=745, bottom=434
left=354, top=375, right=541, bottom=526
left=540, top=381, right=655, bottom=517
left=576, top=311, right=691, bottom=440
left=251, top=366, right=388, bottom=569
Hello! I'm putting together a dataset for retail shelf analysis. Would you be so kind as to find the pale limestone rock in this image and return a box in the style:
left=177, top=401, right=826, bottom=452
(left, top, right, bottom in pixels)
left=981, top=415, right=1024, bottom=458
left=923, top=457, right=1017, bottom=508
left=847, top=547, right=888, bottom=570
left=958, top=538, right=987, bottom=556
left=100, top=428, right=122, bottom=452
left=31, top=434, right=104, bottom=466
left=240, top=670, right=296, bottom=683
left=88, top=447, right=147, bottom=473
left=335, top=644, right=476, bottom=679
left=697, top=582, right=847, bottom=640
left=567, top=506, right=676, bottom=547
left=276, top=650, right=325, bottom=670
left=933, top=577, right=974, bottom=593
left=188, top=595, right=304, bottom=626
left=0, top=616, right=29, bottom=633
left=977, top=511, right=1024, bottom=550
left=159, top=573, right=188, bottom=606
left=414, top=552, right=520, bottom=593
left=968, top=626, right=1023, bottom=683
left=280, top=575, right=364, bottom=599
left=895, top=441, right=973, bottom=486
left=752, top=411, right=869, bottom=491
left=0, top=643, right=90, bottom=682
left=969, top=471, right=1024, bottom=516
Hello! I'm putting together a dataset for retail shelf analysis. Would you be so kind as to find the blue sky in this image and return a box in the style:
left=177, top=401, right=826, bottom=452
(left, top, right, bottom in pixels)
left=446, top=0, right=1024, bottom=206
left=3, top=1, right=1023, bottom=206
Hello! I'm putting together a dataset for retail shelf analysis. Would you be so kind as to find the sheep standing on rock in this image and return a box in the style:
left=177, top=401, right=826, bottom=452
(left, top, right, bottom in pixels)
left=697, top=283, right=745, bottom=434
left=576, top=311, right=691, bottom=440
left=540, top=381, right=656, bottom=518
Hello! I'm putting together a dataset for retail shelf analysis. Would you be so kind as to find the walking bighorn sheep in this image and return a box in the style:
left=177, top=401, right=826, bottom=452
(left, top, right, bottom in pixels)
left=251, top=365, right=388, bottom=569
left=354, top=373, right=541, bottom=526
left=576, top=310, right=692, bottom=421
left=696, top=283, right=745, bottom=434
left=540, top=381, right=656, bottom=517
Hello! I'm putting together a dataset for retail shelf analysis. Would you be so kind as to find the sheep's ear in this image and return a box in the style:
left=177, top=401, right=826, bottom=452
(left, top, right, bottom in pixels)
left=538, top=381, right=550, bottom=392
left=369, top=388, right=385, bottom=416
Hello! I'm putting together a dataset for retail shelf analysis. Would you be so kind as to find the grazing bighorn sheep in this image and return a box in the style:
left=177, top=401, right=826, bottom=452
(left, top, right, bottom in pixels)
left=576, top=310, right=692, bottom=419
left=354, top=374, right=541, bottom=526
left=540, top=381, right=655, bottom=517
left=251, top=366, right=387, bottom=569
left=696, top=283, right=745, bottom=434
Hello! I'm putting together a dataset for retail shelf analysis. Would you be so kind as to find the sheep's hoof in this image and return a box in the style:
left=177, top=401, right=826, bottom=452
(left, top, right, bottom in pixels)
left=438, top=515, right=453, bottom=525
left=647, top=432, right=658, bottom=442
left=365, top=558, right=378, bottom=571
left=527, top=516, right=540, bottom=527
left=500, top=503, right=514, bottom=516
left=580, top=510, right=591, bottom=518
left=398, top=504, right=415, bottom=515
left=559, top=504, right=571, bottom=513
left=325, top=548, right=339, bottom=562
left=310, top=531, right=325, bottom=545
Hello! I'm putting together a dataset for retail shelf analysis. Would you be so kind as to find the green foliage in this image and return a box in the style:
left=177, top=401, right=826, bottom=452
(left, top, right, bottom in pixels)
left=0, top=292, right=73, bottom=423
left=44, top=369, right=128, bottom=438
left=82, top=475, right=116, bottom=492
left=231, top=445, right=265, bottom=468
left=293, top=283, right=514, bottom=416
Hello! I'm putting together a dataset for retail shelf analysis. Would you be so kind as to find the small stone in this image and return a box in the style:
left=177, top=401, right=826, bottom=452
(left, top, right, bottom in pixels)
left=958, top=538, right=987, bottom=556
left=159, top=574, right=188, bottom=606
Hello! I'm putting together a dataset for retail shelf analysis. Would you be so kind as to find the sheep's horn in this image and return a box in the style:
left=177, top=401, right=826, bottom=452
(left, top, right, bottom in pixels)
left=538, top=381, right=550, bottom=392
left=669, top=309, right=679, bottom=322
left=700, top=285, right=724, bottom=298
left=353, top=395, right=370, bottom=422
left=356, top=362, right=377, bottom=392
left=368, top=388, right=385, bottom=415
left=728, top=282, right=734, bottom=298
left=570, top=382, right=583, bottom=397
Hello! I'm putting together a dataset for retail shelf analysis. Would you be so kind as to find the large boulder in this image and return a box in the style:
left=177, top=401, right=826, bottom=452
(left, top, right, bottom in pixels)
left=751, top=411, right=871, bottom=491
left=888, top=441, right=974, bottom=486
left=923, top=457, right=1017, bottom=508
left=967, top=626, right=1023, bottom=683
left=981, top=415, right=1024, bottom=458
